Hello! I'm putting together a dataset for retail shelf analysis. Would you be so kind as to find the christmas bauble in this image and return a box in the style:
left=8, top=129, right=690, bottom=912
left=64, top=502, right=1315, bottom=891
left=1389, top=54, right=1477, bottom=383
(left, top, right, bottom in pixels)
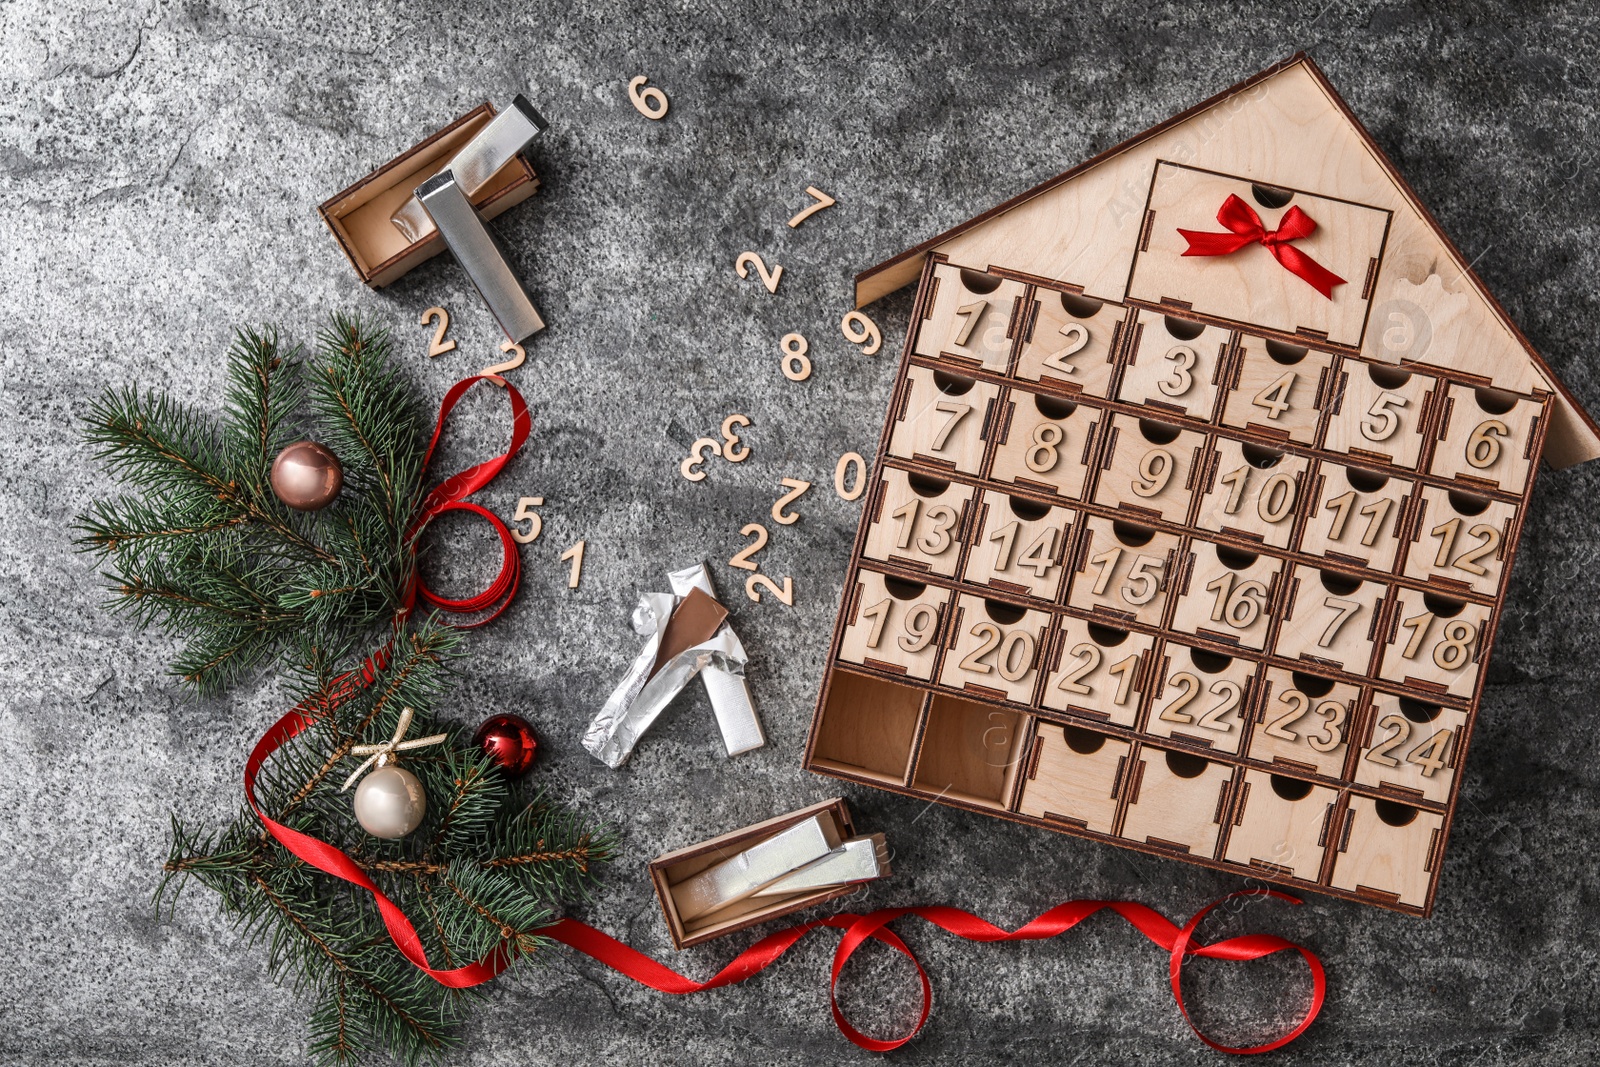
left=473, top=714, right=539, bottom=777
left=270, top=440, right=343, bottom=511
left=353, top=764, right=426, bottom=839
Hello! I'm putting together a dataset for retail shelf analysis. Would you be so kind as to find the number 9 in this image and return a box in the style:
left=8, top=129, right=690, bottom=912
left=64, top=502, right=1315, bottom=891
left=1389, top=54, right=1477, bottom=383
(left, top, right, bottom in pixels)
left=840, top=311, right=882, bottom=355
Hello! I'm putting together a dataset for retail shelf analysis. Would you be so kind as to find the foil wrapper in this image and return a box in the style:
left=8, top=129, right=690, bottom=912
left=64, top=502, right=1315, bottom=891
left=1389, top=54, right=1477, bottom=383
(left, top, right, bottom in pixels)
left=391, top=95, right=548, bottom=243
left=672, top=814, right=844, bottom=922
left=751, top=834, right=891, bottom=897
left=668, top=562, right=765, bottom=757
left=416, top=170, right=545, bottom=344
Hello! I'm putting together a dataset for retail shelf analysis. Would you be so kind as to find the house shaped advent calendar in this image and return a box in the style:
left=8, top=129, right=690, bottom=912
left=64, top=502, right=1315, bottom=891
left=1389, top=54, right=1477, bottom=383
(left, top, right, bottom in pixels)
left=804, top=54, right=1600, bottom=915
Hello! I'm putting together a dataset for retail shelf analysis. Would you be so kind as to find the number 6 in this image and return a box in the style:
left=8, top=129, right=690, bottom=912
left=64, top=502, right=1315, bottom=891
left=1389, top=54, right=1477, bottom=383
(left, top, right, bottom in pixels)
left=628, top=76, right=669, bottom=120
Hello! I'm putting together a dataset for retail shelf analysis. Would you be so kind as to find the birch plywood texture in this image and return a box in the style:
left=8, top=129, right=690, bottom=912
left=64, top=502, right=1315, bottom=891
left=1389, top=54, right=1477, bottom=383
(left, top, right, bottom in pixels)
left=808, top=62, right=1568, bottom=915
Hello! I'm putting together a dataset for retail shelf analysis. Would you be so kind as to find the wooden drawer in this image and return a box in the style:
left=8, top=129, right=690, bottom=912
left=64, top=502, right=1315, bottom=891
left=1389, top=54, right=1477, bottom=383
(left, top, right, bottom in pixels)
left=1377, top=589, right=1491, bottom=699
left=1191, top=438, right=1310, bottom=549
left=1328, top=796, right=1443, bottom=909
left=911, top=695, right=1031, bottom=810
left=961, top=490, right=1074, bottom=601
left=1428, top=383, right=1543, bottom=494
left=1246, top=668, right=1359, bottom=778
left=988, top=389, right=1100, bottom=499
left=1273, top=565, right=1385, bottom=675
left=861, top=468, right=975, bottom=578
left=1400, top=486, right=1516, bottom=598
left=1092, top=413, right=1207, bottom=524
left=1017, top=723, right=1131, bottom=833
left=1322, top=359, right=1438, bottom=470
left=1143, top=641, right=1258, bottom=754
left=1066, top=516, right=1182, bottom=627
left=1168, top=540, right=1285, bottom=651
left=1297, top=462, right=1412, bottom=573
left=1119, top=746, right=1235, bottom=857
left=838, top=569, right=952, bottom=680
left=913, top=263, right=1026, bottom=372
left=1352, top=693, right=1467, bottom=805
left=887, top=365, right=1002, bottom=475
left=1223, top=769, right=1338, bottom=883
left=1039, top=617, right=1157, bottom=727
left=1117, top=309, right=1231, bottom=420
left=1013, top=287, right=1125, bottom=395
left=937, top=595, right=1053, bottom=703
left=1219, top=338, right=1336, bottom=445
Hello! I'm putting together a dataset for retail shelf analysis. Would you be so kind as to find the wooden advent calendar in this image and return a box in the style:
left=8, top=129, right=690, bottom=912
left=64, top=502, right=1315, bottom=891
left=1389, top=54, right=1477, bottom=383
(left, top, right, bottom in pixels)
left=803, top=55, right=1600, bottom=916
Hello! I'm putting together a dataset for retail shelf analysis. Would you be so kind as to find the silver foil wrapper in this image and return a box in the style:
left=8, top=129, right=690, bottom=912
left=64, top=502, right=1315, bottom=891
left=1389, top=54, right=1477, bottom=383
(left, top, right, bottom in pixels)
left=582, top=587, right=749, bottom=768
left=668, top=562, right=765, bottom=757
left=391, top=95, right=548, bottom=243
left=751, top=834, right=890, bottom=897
left=672, top=814, right=844, bottom=921
left=416, top=170, right=545, bottom=344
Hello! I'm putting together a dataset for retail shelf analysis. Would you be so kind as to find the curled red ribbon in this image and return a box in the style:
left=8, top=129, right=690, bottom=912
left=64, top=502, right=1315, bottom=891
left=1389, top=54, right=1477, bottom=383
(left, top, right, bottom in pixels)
left=1178, top=193, right=1347, bottom=299
left=544, top=890, right=1324, bottom=1054
left=241, top=374, right=1325, bottom=1052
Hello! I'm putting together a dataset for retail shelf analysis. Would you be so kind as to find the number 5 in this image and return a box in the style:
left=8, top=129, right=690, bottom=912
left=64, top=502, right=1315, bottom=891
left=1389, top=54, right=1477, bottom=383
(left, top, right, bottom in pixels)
left=1360, top=391, right=1409, bottom=442
left=511, top=497, right=543, bottom=544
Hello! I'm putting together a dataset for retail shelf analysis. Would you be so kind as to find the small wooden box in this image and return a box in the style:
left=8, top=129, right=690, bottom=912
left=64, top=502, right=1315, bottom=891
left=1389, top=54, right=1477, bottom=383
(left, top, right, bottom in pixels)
left=648, top=798, right=877, bottom=950
left=317, top=102, right=540, bottom=288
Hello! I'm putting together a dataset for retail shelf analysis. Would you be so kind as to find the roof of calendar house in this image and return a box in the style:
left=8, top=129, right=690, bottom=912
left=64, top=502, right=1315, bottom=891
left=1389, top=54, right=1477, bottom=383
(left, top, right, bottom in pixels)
left=853, top=52, right=1600, bottom=470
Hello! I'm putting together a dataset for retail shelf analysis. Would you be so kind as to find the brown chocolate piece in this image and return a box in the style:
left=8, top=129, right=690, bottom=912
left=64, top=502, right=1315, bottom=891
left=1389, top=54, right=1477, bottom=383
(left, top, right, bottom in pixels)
left=649, top=587, right=728, bottom=679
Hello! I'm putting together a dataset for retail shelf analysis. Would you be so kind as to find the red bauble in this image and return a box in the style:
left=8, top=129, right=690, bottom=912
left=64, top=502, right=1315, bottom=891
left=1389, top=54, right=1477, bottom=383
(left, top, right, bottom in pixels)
left=474, top=714, right=539, bottom=776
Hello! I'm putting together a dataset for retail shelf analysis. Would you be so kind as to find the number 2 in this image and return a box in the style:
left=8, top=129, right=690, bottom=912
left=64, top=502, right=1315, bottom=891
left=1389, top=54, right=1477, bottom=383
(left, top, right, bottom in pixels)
left=736, top=251, right=783, bottom=293
left=420, top=306, right=455, bottom=357
left=746, top=573, right=794, bottom=605
left=728, top=523, right=768, bottom=571
left=1041, top=323, right=1089, bottom=375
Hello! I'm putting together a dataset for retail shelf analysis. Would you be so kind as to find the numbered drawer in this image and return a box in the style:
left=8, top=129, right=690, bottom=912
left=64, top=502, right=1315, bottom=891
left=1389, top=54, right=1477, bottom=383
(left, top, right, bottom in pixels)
left=887, top=366, right=1001, bottom=475
left=1169, top=541, right=1284, bottom=650
left=1401, top=486, right=1515, bottom=598
left=937, top=595, right=1052, bottom=703
left=1118, top=310, right=1230, bottom=420
left=1192, top=439, right=1309, bottom=549
left=1066, top=516, right=1182, bottom=627
left=1092, top=414, right=1206, bottom=523
left=1247, top=669, right=1358, bottom=778
left=838, top=570, right=952, bottom=680
left=1322, top=360, right=1437, bottom=469
left=913, top=263, right=1026, bottom=372
left=963, top=491, right=1073, bottom=601
left=1223, top=770, right=1338, bottom=883
left=1429, top=383, right=1542, bottom=493
left=1119, top=746, right=1234, bottom=857
left=1014, top=288, right=1124, bottom=396
left=1274, top=565, right=1385, bottom=675
left=1298, top=463, right=1411, bottom=573
left=862, top=468, right=974, bottom=577
left=1040, top=617, right=1157, bottom=727
left=1378, top=590, right=1490, bottom=699
left=1219, top=339, right=1334, bottom=444
left=1016, top=723, right=1131, bottom=834
left=1143, top=642, right=1257, bottom=754
left=1329, top=796, right=1443, bottom=910
left=1353, top=693, right=1467, bottom=805
left=989, top=390, right=1098, bottom=498
left=910, top=695, right=1031, bottom=810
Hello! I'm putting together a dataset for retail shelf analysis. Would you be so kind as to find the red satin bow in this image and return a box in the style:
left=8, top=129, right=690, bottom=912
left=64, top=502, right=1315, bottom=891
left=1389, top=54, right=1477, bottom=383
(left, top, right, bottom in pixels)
left=1178, top=193, right=1346, bottom=299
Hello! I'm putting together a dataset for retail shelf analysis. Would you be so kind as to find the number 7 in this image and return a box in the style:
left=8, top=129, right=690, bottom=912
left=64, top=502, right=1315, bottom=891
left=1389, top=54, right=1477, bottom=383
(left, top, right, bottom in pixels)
left=931, top=402, right=971, bottom=450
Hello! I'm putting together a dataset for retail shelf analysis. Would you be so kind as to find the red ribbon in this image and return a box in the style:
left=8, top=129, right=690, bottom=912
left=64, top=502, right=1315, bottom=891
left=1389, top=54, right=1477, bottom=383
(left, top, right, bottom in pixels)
left=1178, top=193, right=1347, bottom=299
left=544, top=889, right=1324, bottom=1054
left=240, top=374, right=1325, bottom=1052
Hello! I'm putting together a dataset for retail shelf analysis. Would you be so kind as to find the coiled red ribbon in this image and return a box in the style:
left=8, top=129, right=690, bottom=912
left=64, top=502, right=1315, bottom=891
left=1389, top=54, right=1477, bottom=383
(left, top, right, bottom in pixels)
left=1178, top=193, right=1347, bottom=299
left=242, top=374, right=1325, bottom=1050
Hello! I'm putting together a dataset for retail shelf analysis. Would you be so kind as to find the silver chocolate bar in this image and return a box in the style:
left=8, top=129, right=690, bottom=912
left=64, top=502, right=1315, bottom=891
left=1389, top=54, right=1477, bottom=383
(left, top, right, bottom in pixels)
left=672, top=814, right=843, bottom=922
left=391, top=95, right=547, bottom=242
left=751, top=835, right=890, bottom=897
left=668, top=562, right=764, bottom=757
left=416, top=170, right=545, bottom=344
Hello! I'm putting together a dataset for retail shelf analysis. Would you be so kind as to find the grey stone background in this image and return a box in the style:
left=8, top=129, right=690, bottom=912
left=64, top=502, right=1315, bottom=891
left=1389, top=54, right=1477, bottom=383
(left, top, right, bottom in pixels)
left=3, top=0, right=1599, bottom=1063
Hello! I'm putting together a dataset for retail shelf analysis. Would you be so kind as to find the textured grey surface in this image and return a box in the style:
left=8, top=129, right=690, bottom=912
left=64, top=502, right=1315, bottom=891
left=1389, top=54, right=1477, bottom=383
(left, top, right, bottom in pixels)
left=4, top=1, right=1600, bottom=1063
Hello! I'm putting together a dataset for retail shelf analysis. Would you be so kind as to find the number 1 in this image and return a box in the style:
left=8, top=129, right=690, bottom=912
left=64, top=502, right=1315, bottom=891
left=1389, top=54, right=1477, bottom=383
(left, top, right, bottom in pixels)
left=561, top=540, right=585, bottom=589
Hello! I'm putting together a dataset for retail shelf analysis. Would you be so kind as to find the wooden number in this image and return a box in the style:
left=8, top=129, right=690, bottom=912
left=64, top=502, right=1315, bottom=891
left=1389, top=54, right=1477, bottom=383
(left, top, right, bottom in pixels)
left=1434, top=620, right=1476, bottom=671
left=1158, top=673, right=1200, bottom=722
left=482, top=339, right=526, bottom=382
left=1263, top=691, right=1308, bottom=739
left=1319, top=596, right=1360, bottom=647
left=420, top=306, right=455, bottom=357
left=1365, top=715, right=1454, bottom=777
left=930, top=401, right=971, bottom=450
left=680, top=437, right=723, bottom=481
left=900, top=603, right=939, bottom=652
left=771, top=477, right=812, bottom=525
left=990, top=523, right=1058, bottom=578
left=891, top=499, right=957, bottom=554
left=1158, top=345, right=1196, bottom=396
left=737, top=252, right=783, bottom=294
left=1041, top=323, right=1089, bottom=375
left=1251, top=371, right=1297, bottom=420
left=561, top=540, right=585, bottom=589
left=720, top=414, right=751, bottom=462
left=860, top=597, right=891, bottom=647
left=840, top=311, right=882, bottom=355
left=989, top=521, right=1018, bottom=570
left=1264, top=692, right=1344, bottom=748
left=1131, top=448, right=1173, bottom=497
left=1258, top=473, right=1297, bottom=523
left=1123, top=555, right=1163, bottom=605
left=1218, top=466, right=1250, bottom=514
left=1324, top=491, right=1392, bottom=545
left=1025, top=423, right=1064, bottom=473
left=746, top=573, right=794, bottom=605
left=1399, top=611, right=1433, bottom=659
left=787, top=186, right=836, bottom=228
left=1088, top=547, right=1123, bottom=595
left=627, top=75, right=669, bottom=119
left=1205, top=572, right=1267, bottom=628
left=510, top=496, right=543, bottom=544
left=1196, top=681, right=1242, bottom=732
left=834, top=453, right=867, bottom=500
left=952, top=300, right=988, bottom=345
left=958, top=623, right=1034, bottom=682
left=1466, top=419, right=1509, bottom=469
left=729, top=523, right=768, bottom=571
left=1430, top=518, right=1501, bottom=575
left=780, top=333, right=811, bottom=381
left=1057, top=643, right=1102, bottom=694
left=1361, top=391, right=1409, bottom=441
